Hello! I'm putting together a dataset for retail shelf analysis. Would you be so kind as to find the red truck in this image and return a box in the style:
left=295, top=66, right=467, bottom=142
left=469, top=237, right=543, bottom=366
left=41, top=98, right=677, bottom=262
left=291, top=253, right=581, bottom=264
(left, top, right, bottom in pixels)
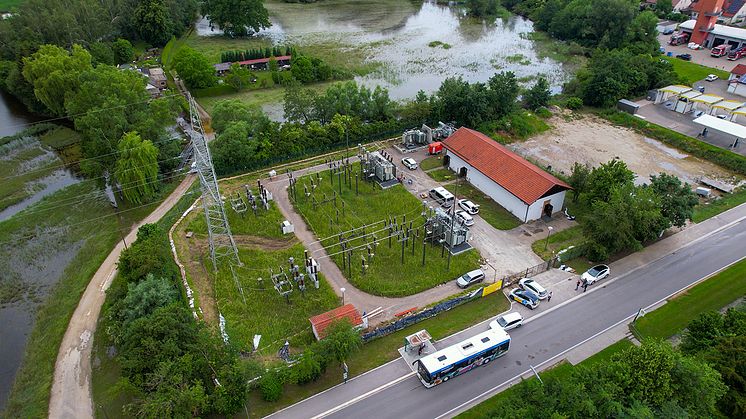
left=669, top=32, right=690, bottom=46
left=728, top=47, right=746, bottom=60
left=712, top=44, right=732, bottom=57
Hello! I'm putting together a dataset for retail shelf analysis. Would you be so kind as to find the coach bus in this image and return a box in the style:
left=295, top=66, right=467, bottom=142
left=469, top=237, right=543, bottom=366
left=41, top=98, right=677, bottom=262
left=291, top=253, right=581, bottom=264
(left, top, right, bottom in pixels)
left=413, top=327, right=510, bottom=388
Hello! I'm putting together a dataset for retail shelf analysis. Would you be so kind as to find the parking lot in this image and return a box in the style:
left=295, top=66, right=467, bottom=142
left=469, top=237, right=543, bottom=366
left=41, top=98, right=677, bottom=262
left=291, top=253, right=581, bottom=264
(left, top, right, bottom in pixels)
left=658, top=32, right=737, bottom=71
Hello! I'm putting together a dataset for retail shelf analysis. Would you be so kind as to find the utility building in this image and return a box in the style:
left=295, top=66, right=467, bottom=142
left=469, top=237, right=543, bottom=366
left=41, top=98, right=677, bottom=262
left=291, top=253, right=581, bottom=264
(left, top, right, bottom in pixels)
left=441, top=128, right=571, bottom=223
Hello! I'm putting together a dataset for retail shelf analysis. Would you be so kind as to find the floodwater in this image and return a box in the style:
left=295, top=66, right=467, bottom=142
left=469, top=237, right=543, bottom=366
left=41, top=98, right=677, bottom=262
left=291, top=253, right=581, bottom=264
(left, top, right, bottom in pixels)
left=0, top=90, right=43, bottom=138
left=197, top=0, right=571, bottom=120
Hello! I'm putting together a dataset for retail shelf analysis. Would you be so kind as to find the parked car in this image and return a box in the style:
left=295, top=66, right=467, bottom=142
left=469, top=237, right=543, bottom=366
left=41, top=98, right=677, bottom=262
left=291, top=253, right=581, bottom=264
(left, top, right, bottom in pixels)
left=456, top=269, right=485, bottom=288
left=455, top=210, right=474, bottom=226
left=490, top=312, right=523, bottom=331
left=676, top=53, right=692, bottom=61
left=519, top=278, right=549, bottom=300
left=458, top=199, right=480, bottom=214
left=662, top=27, right=674, bottom=35
left=509, top=288, right=539, bottom=310
left=705, top=74, right=719, bottom=82
left=402, top=157, right=418, bottom=170
left=717, top=114, right=729, bottom=120
left=581, top=264, right=610, bottom=285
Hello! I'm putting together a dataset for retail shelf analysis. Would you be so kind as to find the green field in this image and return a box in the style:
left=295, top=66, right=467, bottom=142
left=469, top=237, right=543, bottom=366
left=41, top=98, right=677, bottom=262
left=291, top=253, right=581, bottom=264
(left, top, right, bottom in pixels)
left=250, top=290, right=510, bottom=417
left=0, top=0, right=23, bottom=11
left=187, top=190, right=287, bottom=238
left=293, top=163, right=481, bottom=297
left=458, top=339, right=635, bottom=419
left=634, top=257, right=746, bottom=339
left=444, top=182, right=521, bottom=230
left=662, top=56, right=729, bottom=86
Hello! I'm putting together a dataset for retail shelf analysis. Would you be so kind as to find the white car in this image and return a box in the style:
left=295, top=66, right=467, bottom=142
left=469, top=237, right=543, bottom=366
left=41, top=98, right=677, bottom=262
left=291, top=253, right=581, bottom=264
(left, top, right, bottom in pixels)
left=581, top=264, right=610, bottom=285
left=458, top=199, right=480, bottom=214
left=705, top=74, right=719, bottom=82
left=456, top=269, right=485, bottom=288
left=519, top=278, right=548, bottom=300
left=455, top=210, right=474, bottom=226
left=490, top=312, right=523, bottom=331
left=402, top=157, right=418, bottom=170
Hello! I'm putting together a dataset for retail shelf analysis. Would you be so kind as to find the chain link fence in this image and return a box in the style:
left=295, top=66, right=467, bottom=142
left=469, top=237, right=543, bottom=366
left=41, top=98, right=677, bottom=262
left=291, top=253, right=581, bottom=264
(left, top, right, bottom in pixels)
left=500, top=257, right=558, bottom=289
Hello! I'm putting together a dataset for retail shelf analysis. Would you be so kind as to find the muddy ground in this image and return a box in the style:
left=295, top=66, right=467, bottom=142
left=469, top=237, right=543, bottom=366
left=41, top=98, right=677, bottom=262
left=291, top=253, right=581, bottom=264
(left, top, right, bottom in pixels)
left=510, top=115, right=742, bottom=187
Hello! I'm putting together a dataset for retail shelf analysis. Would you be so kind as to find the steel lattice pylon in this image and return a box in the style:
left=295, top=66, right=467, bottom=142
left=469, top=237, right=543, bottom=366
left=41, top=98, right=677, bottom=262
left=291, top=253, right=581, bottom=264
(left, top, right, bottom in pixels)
left=187, top=94, right=240, bottom=270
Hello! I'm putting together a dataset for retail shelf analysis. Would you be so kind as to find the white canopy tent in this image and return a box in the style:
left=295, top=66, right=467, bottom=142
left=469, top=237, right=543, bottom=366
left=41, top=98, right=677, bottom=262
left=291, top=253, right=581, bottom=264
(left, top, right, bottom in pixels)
left=693, top=114, right=746, bottom=147
left=655, top=85, right=693, bottom=104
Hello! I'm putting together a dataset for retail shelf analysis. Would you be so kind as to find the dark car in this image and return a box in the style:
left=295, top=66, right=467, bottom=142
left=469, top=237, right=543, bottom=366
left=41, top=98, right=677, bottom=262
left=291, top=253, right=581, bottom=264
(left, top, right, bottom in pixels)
left=676, top=53, right=692, bottom=61
left=662, top=27, right=675, bottom=35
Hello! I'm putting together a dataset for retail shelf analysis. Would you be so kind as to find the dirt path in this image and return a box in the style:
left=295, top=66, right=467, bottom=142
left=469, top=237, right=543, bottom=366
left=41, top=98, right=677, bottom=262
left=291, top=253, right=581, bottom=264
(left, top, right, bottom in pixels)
left=48, top=174, right=196, bottom=419
left=510, top=114, right=741, bottom=186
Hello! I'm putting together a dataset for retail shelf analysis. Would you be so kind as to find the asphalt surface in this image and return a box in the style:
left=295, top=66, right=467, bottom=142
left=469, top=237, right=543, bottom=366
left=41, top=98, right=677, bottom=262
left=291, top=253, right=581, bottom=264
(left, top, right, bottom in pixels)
left=274, top=217, right=746, bottom=419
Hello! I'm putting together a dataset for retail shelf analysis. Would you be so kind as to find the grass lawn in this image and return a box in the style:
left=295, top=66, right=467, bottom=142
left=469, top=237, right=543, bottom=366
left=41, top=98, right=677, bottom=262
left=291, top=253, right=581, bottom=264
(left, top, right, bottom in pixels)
left=249, top=290, right=510, bottom=417
left=634, top=257, right=746, bottom=339
left=293, top=162, right=481, bottom=297
left=197, top=81, right=335, bottom=114
left=531, top=225, right=585, bottom=260
left=662, top=56, right=729, bottom=86
left=187, top=190, right=287, bottom=238
left=444, top=182, right=521, bottom=230
left=458, top=339, right=634, bottom=419
left=426, top=167, right=457, bottom=182
left=692, top=188, right=746, bottom=223
left=420, top=156, right=445, bottom=171
left=0, top=0, right=22, bottom=10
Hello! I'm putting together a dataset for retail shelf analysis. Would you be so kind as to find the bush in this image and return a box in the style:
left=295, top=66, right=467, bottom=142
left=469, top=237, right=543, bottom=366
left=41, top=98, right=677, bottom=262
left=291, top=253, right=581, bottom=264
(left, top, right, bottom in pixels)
left=259, top=370, right=285, bottom=401
left=293, top=350, right=323, bottom=384
left=535, top=107, right=552, bottom=118
left=565, top=97, right=583, bottom=110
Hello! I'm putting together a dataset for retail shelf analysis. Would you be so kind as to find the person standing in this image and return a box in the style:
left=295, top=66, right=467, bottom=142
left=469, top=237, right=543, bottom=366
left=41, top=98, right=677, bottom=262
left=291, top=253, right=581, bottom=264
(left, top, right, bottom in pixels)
left=547, top=291, right=553, bottom=302
left=583, top=281, right=588, bottom=292
left=575, top=279, right=580, bottom=291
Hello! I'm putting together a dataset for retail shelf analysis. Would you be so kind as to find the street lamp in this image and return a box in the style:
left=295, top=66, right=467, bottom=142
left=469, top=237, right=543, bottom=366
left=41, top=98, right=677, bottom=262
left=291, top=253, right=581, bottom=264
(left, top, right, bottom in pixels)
left=341, top=287, right=346, bottom=305
left=544, top=226, right=554, bottom=251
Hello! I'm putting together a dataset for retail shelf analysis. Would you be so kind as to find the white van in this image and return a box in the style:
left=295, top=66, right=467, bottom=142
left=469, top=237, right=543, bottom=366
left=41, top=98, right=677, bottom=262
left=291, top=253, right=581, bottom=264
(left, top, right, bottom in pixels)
left=429, top=187, right=455, bottom=208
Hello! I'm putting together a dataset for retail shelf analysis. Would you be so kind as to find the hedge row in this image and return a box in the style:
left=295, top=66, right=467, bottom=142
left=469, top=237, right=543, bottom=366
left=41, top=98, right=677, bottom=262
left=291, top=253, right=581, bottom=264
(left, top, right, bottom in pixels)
left=596, top=109, right=746, bottom=176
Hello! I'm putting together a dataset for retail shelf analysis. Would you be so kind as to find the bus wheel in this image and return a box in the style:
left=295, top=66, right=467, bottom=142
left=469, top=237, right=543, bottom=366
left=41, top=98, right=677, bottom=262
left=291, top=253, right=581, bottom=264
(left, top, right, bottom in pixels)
left=484, top=358, right=490, bottom=364
left=443, top=376, right=449, bottom=382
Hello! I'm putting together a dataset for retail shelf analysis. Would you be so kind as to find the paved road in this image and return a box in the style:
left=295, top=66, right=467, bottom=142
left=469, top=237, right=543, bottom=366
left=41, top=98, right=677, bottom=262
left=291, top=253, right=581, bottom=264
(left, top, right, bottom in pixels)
left=48, top=174, right=196, bottom=419
left=272, top=211, right=746, bottom=419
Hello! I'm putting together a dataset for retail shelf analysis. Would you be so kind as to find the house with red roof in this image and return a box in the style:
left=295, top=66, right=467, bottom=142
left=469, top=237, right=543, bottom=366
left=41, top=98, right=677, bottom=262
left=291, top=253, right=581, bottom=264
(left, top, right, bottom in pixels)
left=309, top=304, right=363, bottom=340
left=441, top=128, right=571, bottom=223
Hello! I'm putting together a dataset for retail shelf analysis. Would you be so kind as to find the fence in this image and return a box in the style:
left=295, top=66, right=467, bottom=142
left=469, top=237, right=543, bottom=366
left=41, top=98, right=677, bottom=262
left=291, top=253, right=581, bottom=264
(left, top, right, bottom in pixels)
left=361, top=288, right=483, bottom=342
left=499, top=257, right=558, bottom=289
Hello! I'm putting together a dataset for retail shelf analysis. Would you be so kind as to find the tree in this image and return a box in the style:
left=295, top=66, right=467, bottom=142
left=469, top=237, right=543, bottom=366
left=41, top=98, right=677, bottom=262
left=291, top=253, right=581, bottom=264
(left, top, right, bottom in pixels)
left=172, top=46, right=216, bottom=89
left=283, top=82, right=318, bottom=124
left=209, top=121, right=261, bottom=174
left=211, top=99, right=269, bottom=134
left=114, top=132, right=160, bottom=204
left=118, top=224, right=179, bottom=282
left=705, top=335, right=746, bottom=418
left=133, top=0, right=173, bottom=46
left=201, top=0, right=271, bottom=37
left=487, top=71, right=518, bottom=118
left=112, top=38, right=136, bottom=65
left=89, top=42, right=115, bottom=66
left=524, top=76, right=551, bottom=110
left=21, top=44, right=93, bottom=116
left=648, top=172, right=698, bottom=228
left=568, top=162, right=591, bottom=202
left=291, top=55, right=315, bottom=84
left=657, top=0, right=673, bottom=16
left=625, top=11, right=660, bottom=54
left=318, top=320, right=362, bottom=363
left=466, top=0, right=499, bottom=17
left=584, top=158, right=635, bottom=204
left=224, top=63, right=253, bottom=90
left=118, top=274, right=179, bottom=326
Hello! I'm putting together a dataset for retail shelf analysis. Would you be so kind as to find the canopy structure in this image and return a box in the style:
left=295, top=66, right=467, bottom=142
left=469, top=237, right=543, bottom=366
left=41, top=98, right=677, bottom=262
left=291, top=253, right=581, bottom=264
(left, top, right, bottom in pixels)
left=712, top=100, right=746, bottom=111
left=693, top=114, right=746, bottom=138
left=732, top=108, right=746, bottom=116
left=690, top=94, right=724, bottom=105
left=680, top=91, right=703, bottom=100
left=659, top=85, right=692, bottom=94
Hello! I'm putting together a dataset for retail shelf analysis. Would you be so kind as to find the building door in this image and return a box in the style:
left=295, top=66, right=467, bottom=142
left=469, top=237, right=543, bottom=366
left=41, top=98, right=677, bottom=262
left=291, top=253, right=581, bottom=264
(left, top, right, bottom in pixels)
left=443, top=155, right=450, bottom=167
left=542, top=200, right=553, bottom=217
left=459, top=167, right=468, bottom=177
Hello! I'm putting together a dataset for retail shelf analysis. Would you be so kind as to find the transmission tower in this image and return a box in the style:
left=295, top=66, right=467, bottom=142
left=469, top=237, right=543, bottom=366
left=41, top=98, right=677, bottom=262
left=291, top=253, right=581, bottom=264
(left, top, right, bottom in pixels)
left=187, top=93, right=240, bottom=270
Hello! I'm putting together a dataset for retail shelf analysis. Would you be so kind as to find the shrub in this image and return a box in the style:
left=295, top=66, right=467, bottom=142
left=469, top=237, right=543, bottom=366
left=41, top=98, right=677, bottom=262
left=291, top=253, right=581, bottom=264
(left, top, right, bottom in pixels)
left=566, top=97, right=583, bottom=110
left=259, top=370, right=285, bottom=401
left=293, top=350, right=323, bottom=384
left=535, top=107, right=552, bottom=118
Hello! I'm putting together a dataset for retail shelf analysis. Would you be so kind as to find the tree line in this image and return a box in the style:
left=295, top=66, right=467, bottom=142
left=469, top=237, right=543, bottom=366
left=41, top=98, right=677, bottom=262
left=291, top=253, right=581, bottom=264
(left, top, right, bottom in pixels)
left=220, top=46, right=296, bottom=63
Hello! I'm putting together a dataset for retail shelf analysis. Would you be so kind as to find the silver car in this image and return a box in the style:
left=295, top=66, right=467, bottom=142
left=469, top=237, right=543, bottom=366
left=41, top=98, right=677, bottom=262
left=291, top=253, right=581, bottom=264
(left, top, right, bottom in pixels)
left=456, top=269, right=485, bottom=288
left=402, top=157, right=418, bottom=170
left=519, top=278, right=548, bottom=300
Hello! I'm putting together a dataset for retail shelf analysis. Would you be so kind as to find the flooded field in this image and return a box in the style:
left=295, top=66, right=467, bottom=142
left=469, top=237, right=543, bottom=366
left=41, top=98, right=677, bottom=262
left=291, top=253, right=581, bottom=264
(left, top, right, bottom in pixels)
left=195, top=0, right=573, bottom=120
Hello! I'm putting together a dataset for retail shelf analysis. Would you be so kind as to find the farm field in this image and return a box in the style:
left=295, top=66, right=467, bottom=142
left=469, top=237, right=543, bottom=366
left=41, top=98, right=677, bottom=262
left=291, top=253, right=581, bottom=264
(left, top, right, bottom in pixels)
left=292, top=162, right=481, bottom=297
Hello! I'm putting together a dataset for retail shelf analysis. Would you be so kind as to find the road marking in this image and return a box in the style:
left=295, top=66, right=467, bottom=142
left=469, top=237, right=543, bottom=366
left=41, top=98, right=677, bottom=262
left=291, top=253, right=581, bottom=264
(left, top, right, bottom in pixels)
left=309, top=372, right=416, bottom=419
left=434, top=253, right=746, bottom=419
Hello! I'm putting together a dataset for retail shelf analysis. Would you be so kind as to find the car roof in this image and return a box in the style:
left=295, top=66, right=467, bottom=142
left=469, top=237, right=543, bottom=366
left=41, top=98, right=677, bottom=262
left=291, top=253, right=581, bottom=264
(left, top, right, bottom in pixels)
left=457, top=210, right=472, bottom=218
left=499, top=312, right=522, bottom=323
left=466, top=269, right=483, bottom=277
left=403, top=157, right=415, bottom=162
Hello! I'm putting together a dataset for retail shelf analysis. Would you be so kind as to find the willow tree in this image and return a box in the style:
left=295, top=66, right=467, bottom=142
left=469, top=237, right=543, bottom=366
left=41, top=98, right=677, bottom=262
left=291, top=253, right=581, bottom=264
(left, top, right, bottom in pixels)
left=114, top=132, right=159, bottom=204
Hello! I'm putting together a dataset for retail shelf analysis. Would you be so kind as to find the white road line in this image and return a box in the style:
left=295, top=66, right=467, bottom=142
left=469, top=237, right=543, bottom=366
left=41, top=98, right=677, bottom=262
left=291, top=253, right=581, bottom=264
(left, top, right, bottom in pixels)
left=310, top=372, right=416, bottom=419
left=434, top=254, right=746, bottom=419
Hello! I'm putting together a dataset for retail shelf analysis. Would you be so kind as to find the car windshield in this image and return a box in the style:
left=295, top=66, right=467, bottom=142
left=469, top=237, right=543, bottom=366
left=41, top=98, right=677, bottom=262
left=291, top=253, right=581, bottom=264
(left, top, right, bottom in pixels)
left=462, top=274, right=471, bottom=281
left=497, top=317, right=508, bottom=327
left=589, top=266, right=602, bottom=276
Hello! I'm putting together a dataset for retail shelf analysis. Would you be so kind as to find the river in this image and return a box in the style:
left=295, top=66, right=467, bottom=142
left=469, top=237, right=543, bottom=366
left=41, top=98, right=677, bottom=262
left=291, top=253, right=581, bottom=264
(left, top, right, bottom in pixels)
left=197, top=0, right=573, bottom=120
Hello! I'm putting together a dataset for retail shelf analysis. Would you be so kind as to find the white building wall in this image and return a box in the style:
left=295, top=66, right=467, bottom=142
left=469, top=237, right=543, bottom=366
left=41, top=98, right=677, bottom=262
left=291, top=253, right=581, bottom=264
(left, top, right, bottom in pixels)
left=525, top=190, right=567, bottom=221
left=445, top=152, right=531, bottom=221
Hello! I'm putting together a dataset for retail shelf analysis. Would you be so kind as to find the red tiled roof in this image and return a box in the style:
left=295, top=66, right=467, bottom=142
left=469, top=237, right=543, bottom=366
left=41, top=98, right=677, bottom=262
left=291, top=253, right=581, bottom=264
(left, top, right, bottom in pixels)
left=309, top=304, right=362, bottom=340
left=237, top=55, right=292, bottom=66
left=442, top=127, right=571, bottom=205
left=732, top=64, right=746, bottom=76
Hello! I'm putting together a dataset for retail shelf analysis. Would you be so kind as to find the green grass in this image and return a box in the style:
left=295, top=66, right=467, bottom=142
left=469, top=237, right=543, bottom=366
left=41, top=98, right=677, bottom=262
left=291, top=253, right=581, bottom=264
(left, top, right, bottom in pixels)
left=692, top=187, right=746, bottom=223
left=187, top=192, right=287, bottom=238
left=213, top=243, right=340, bottom=354
left=458, top=339, right=635, bottom=419
left=634, top=257, right=746, bottom=339
left=419, top=156, right=445, bottom=171
left=662, top=56, right=729, bottom=85
left=426, top=167, right=457, bottom=182
left=196, top=81, right=335, bottom=114
left=531, top=225, right=585, bottom=260
left=184, top=30, right=271, bottom=65
left=2, top=179, right=181, bottom=418
left=522, top=31, right=587, bottom=67
left=428, top=41, right=452, bottom=49
left=505, top=53, right=530, bottom=65
left=0, top=0, right=22, bottom=11
left=249, top=290, right=510, bottom=417
left=293, top=162, right=481, bottom=297
left=444, top=182, right=521, bottom=230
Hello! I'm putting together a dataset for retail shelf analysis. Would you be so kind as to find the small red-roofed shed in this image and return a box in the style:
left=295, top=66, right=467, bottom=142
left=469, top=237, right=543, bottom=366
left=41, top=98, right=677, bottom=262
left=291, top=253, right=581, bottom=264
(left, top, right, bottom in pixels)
left=309, top=304, right=363, bottom=340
